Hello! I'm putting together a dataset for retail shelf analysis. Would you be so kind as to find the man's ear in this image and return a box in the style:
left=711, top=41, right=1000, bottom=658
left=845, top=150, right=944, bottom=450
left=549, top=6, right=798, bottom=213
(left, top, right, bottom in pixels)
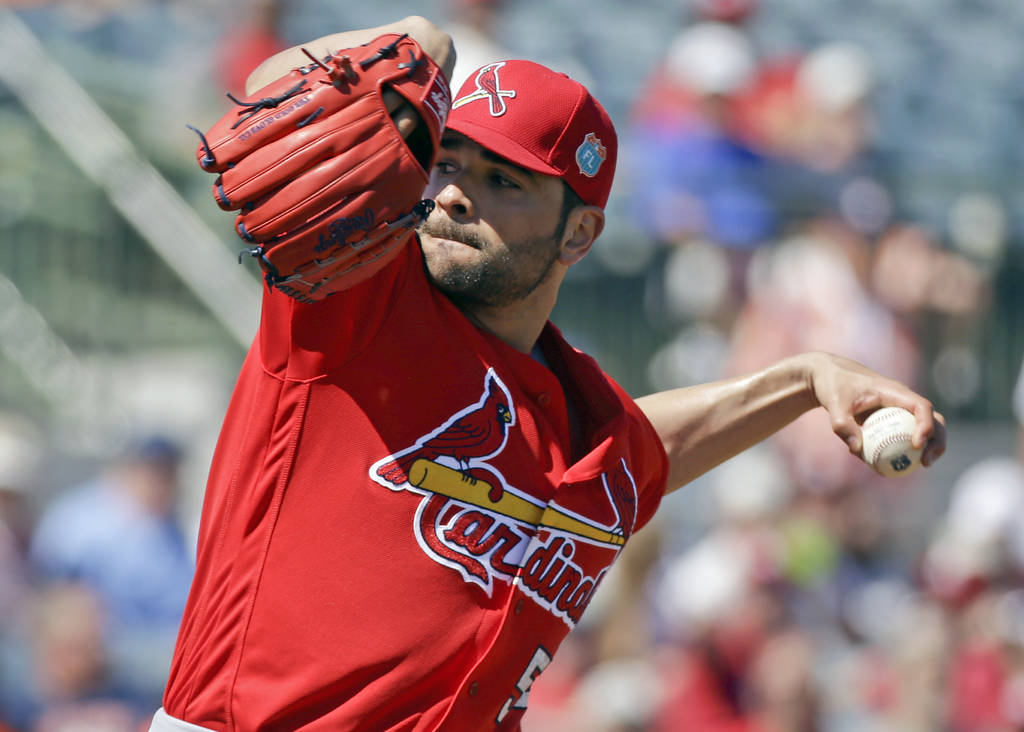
left=558, top=206, right=605, bottom=266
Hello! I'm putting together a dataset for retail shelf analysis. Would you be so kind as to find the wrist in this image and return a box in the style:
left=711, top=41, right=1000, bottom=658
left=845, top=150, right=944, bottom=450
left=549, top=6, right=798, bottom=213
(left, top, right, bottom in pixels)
left=396, top=16, right=455, bottom=80
left=777, top=352, right=823, bottom=410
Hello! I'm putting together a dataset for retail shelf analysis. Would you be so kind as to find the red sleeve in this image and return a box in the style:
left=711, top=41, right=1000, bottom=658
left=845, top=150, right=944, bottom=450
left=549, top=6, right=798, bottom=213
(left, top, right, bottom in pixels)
left=257, top=238, right=420, bottom=381
left=610, top=379, right=668, bottom=533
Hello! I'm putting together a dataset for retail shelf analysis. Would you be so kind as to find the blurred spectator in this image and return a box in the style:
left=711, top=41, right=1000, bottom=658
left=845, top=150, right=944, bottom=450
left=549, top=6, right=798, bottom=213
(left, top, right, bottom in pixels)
left=765, top=43, right=877, bottom=175
left=944, top=589, right=1024, bottom=732
left=907, top=358, right=1024, bottom=732
left=728, top=220, right=920, bottom=493
left=627, top=13, right=788, bottom=343
left=628, top=20, right=779, bottom=256
left=872, top=223, right=991, bottom=320
left=871, top=224, right=990, bottom=410
left=653, top=582, right=799, bottom=731
left=918, top=357, right=1024, bottom=613
left=735, top=40, right=897, bottom=242
left=648, top=447, right=814, bottom=732
left=28, top=436, right=194, bottom=707
left=0, top=582, right=147, bottom=732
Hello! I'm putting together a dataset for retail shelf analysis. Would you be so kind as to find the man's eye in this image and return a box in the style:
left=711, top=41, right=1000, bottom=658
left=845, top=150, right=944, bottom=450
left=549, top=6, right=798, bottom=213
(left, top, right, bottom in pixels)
left=491, top=173, right=521, bottom=189
left=435, top=160, right=457, bottom=174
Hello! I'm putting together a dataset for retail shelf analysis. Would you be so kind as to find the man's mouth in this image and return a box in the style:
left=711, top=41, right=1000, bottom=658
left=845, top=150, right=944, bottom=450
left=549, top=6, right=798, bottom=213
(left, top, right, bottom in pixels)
left=434, top=240, right=477, bottom=254
left=420, top=227, right=481, bottom=251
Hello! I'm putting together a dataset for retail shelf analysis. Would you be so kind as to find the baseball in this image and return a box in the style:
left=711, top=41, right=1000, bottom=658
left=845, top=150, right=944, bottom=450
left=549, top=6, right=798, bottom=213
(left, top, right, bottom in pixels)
left=860, top=407, right=922, bottom=477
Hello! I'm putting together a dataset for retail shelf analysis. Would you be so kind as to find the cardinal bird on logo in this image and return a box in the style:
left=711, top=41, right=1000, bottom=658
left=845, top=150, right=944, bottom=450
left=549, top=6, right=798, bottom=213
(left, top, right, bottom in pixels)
left=373, top=370, right=516, bottom=497
left=451, top=62, right=517, bottom=117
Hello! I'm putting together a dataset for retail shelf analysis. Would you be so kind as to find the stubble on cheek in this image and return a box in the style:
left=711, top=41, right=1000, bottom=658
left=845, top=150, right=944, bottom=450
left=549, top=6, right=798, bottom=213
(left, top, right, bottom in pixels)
left=417, top=218, right=493, bottom=296
left=420, top=237, right=497, bottom=299
left=417, top=212, right=563, bottom=307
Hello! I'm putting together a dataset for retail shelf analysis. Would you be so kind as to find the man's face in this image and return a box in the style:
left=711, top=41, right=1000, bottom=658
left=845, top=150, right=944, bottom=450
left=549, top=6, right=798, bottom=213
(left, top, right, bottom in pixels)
left=418, top=131, right=568, bottom=308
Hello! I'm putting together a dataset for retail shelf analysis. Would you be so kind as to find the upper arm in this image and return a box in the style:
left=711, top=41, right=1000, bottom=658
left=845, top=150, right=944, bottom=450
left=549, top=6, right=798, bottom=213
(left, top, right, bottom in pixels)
left=634, top=390, right=692, bottom=495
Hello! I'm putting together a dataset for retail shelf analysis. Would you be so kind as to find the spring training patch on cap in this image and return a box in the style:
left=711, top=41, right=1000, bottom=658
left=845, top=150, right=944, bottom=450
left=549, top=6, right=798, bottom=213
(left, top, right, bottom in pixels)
left=452, top=62, right=517, bottom=117
left=575, top=133, right=607, bottom=178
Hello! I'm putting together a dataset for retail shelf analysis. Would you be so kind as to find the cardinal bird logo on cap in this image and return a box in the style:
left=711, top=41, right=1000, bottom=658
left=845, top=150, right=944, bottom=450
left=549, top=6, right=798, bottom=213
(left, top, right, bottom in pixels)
left=452, top=62, right=517, bottom=117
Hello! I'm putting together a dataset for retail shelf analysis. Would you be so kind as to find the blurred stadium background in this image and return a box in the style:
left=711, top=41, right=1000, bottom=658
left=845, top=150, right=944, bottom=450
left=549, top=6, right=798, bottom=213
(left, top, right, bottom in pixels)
left=1, top=0, right=1023, bottom=730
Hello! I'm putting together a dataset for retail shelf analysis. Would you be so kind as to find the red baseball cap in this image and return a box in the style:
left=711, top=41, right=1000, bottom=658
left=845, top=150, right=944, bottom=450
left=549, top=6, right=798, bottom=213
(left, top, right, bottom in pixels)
left=446, top=60, right=617, bottom=209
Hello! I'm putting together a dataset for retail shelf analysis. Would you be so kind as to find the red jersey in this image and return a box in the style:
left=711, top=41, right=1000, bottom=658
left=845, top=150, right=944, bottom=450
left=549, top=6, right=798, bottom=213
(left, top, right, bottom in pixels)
left=162, top=238, right=668, bottom=730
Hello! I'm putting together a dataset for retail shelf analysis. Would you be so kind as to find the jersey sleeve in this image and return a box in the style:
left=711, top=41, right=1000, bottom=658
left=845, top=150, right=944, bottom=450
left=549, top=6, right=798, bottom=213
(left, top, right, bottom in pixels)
left=256, top=238, right=421, bottom=381
left=611, top=380, right=669, bottom=534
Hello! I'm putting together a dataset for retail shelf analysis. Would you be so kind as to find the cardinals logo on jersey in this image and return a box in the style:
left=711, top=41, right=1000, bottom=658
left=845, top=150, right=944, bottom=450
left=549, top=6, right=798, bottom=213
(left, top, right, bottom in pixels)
left=370, top=369, right=641, bottom=626
left=452, top=62, right=517, bottom=117
left=373, top=369, right=516, bottom=496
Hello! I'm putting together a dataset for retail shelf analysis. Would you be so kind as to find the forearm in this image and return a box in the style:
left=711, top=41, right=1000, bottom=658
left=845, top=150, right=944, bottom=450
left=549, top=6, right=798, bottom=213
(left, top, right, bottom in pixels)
left=246, top=15, right=456, bottom=94
left=636, top=354, right=820, bottom=493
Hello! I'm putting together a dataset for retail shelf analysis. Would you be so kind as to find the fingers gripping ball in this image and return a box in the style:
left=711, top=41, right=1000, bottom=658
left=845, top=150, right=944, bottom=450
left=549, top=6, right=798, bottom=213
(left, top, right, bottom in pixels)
left=860, top=407, right=922, bottom=477
left=190, top=33, right=452, bottom=301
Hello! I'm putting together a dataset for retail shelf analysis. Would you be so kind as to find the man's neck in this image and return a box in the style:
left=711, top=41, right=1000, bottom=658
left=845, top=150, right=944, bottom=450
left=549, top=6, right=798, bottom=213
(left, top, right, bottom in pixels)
left=443, top=269, right=563, bottom=353
left=458, top=299, right=550, bottom=354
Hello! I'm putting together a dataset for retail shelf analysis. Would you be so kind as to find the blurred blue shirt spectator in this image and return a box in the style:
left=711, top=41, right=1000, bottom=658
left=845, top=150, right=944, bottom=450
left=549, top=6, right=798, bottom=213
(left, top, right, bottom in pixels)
left=28, top=436, right=194, bottom=707
left=0, top=582, right=148, bottom=732
left=630, top=119, right=779, bottom=251
left=627, top=21, right=780, bottom=252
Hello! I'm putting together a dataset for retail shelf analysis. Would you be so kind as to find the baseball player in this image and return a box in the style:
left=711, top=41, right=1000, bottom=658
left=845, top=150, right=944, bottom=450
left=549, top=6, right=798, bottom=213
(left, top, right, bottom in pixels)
left=150, top=15, right=945, bottom=731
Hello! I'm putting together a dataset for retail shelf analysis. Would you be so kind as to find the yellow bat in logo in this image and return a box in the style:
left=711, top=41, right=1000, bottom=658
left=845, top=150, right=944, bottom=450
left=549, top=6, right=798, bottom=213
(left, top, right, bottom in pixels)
left=408, top=459, right=625, bottom=547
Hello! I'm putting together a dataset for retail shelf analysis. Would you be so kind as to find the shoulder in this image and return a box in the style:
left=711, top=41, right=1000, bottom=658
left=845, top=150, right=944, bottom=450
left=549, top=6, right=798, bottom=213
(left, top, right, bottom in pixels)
left=566, top=336, right=668, bottom=484
left=545, top=325, right=668, bottom=462
left=256, top=238, right=435, bottom=379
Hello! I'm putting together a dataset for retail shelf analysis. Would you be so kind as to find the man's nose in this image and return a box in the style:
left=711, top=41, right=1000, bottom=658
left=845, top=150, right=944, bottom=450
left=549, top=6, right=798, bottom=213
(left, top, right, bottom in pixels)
left=432, top=180, right=475, bottom=221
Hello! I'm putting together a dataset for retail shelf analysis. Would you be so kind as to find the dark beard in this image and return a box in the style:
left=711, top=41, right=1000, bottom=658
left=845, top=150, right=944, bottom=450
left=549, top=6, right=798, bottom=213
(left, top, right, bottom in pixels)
left=418, top=219, right=561, bottom=308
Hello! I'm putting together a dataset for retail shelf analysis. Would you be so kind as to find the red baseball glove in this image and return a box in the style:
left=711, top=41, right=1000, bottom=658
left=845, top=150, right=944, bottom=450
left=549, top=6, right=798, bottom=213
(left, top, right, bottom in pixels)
left=191, top=33, right=451, bottom=301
